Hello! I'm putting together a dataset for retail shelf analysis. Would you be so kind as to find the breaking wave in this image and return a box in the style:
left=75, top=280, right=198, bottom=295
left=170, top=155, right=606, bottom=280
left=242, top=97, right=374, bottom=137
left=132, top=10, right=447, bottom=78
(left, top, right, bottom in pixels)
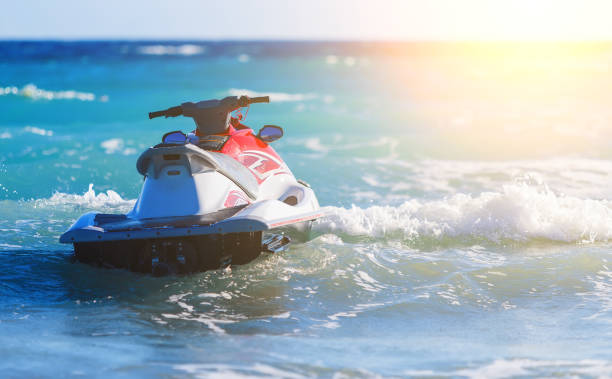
left=0, top=84, right=106, bottom=101
left=0, top=185, right=134, bottom=249
left=16, top=182, right=612, bottom=247
left=136, top=44, right=206, bottom=56
left=173, top=359, right=612, bottom=378
left=35, top=184, right=135, bottom=212
left=404, top=358, right=612, bottom=378
left=315, top=183, right=612, bottom=244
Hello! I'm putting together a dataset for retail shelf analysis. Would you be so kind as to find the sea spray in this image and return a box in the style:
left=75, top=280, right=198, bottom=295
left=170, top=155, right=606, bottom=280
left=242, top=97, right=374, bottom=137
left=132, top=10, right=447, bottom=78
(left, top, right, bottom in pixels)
left=316, top=183, right=612, bottom=244
left=34, top=183, right=134, bottom=211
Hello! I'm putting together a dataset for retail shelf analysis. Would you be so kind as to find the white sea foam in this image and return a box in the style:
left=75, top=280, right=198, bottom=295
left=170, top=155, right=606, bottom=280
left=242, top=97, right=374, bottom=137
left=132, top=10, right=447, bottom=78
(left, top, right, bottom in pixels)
left=315, top=184, right=612, bottom=244
left=316, top=234, right=344, bottom=245
left=325, top=55, right=339, bottom=65
left=303, top=137, right=329, bottom=153
left=137, top=44, right=206, bottom=56
left=452, top=358, right=612, bottom=379
left=100, top=138, right=136, bottom=155
left=237, top=54, right=250, bottom=63
left=0, top=132, right=12, bottom=139
left=101, top=138, right=123, bottom=154
left=24, top=126, right=53, bottom=136
left=174, top=363, right=304, bottom=379
left=228, top=88, right=317, bottom=102
left=35, top=184, right=135, bottom=211
left=325, top=55, right=367, bottom=67
left=0, top=84, right=99, bottom=101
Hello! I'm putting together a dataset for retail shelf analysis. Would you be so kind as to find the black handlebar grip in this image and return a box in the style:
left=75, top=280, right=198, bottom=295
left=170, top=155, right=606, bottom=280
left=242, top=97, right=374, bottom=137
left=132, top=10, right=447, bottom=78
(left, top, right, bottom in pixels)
left=249, top=96, right=270, bottom=104
left=165, top=106, right=183, bottom=117
left=148, top=106, right=183, bottom=119
left=149, top=110, right=166, bottom=119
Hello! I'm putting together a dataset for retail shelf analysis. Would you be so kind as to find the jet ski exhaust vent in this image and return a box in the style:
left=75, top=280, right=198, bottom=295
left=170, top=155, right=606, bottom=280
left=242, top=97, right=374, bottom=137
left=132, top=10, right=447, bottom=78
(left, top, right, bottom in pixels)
left=262, top=234, right=291, bottom=253
left=73, top=231, right=263, bottom=275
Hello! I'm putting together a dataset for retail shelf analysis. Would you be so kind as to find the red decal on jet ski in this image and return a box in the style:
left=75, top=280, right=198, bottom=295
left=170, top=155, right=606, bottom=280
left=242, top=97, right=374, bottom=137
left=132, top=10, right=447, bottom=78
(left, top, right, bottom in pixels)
left=238, top=150, right=289, bottom=182
left=224, top=190, right=250, bottom=207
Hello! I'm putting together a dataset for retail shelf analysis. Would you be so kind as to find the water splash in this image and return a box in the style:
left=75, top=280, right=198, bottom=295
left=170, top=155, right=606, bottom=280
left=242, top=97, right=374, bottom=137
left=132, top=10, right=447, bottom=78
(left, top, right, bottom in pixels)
left=35, top=183, right=134, bottom=211
left=316, top=183, right=612, bottom=244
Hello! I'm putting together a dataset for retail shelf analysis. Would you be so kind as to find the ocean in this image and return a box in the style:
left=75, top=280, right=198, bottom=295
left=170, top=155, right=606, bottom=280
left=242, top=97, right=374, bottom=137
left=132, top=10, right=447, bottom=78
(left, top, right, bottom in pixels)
left=0, top=41, right=611, bottom=377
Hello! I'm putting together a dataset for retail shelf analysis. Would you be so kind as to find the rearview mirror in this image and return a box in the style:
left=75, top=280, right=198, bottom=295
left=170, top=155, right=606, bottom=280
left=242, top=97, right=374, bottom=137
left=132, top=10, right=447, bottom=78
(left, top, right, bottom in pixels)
left=257, top=125, right=283, bottom=142
left=162, top=130, right=187, bottom=144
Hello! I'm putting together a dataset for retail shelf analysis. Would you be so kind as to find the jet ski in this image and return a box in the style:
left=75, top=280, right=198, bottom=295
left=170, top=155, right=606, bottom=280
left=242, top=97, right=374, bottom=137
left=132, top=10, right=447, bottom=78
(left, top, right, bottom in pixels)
left=60, top=95, right=323, bottom=275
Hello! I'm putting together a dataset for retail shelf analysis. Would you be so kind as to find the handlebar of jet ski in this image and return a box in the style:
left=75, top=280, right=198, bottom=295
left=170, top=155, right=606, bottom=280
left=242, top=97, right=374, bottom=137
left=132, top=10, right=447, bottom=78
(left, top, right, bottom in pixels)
left=149, top=96, right=269, bottom=119
left=149, top=106, right=183, bottom=119
left=248, top=96, right=270, bottom=104
left=236, top=95, right=270, bottom=107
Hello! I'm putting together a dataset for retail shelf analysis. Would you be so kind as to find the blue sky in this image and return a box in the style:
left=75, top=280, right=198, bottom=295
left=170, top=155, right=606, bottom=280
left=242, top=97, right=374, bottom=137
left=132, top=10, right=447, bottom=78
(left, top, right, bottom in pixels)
left=2, top=0, right=612, bottom=40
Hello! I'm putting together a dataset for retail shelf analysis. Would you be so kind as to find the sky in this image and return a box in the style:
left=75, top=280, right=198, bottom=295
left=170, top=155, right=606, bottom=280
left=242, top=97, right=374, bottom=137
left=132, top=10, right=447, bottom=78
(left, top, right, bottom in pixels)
left=2, top=0, right=612, bottom=41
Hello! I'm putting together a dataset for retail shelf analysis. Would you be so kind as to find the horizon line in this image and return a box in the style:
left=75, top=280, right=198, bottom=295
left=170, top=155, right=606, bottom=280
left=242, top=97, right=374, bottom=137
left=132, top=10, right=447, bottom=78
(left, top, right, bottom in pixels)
left=2, top=37, right=612, bottom=43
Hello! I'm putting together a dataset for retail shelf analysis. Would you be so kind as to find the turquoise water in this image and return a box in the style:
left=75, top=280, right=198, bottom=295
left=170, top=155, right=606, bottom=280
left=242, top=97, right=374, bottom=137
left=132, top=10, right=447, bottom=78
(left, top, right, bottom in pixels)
left=1, top=41, right=611, bottom=377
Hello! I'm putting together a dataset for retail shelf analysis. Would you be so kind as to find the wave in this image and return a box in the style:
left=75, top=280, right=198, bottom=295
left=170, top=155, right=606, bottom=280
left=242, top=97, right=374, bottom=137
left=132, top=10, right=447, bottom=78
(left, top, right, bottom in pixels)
left=0, top=185, right=134, bottom=250
left=24, top=126, right=53, bottom=136
left=35, top=184, right=134, bottom=211
left=136, top=44, right=206, bottom=56
left=315, top=183, right=612, bottom=244
left=0, top=126, right=54, bottom=139
left=325, top=55, right=367, bottom=67
left=100, top=138, right=137, bottom=155
left=15, top=181, right=612, bottom=246
left=227, top=88, right=317, bottom=102
left=0, top=84, right=106, bottom=102
left=403, top=358, right=612, bottom=378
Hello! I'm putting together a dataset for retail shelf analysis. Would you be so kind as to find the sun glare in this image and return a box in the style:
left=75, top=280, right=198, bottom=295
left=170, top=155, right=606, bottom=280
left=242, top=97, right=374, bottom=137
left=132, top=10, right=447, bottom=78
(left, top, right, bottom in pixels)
left=388, top=0, right=612, bottom=41
left=380, top=41, right=612, bottom=158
